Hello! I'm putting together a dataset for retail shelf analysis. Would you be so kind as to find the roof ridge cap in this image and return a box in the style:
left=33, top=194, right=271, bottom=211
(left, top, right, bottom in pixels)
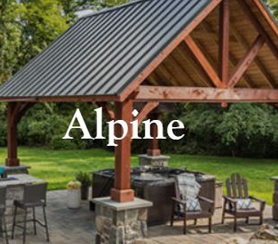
left=80, top=0, right=154, bottom=19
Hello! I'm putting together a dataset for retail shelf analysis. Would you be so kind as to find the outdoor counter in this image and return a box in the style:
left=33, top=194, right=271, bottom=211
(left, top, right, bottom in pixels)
left=0, top=174, right=43, bottom=229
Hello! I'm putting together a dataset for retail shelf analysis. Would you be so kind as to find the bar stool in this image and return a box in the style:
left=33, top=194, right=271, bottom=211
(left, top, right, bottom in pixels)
left=11, top=183, right=49, bottom=244
left=0, top=187, right=9, bottom=244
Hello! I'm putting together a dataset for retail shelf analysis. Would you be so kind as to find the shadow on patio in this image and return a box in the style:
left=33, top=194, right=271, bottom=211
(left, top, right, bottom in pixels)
left=4, top=190, right=277, bottom=244
left=148, top=207, right=275, bottom=244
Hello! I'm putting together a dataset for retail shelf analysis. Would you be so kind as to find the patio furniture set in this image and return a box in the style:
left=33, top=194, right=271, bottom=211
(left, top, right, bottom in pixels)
left=0, top=174, right=49, bottom=244
left=171, top=173, right=266, bottom=235
left=0, top=171, right=269, bottom=244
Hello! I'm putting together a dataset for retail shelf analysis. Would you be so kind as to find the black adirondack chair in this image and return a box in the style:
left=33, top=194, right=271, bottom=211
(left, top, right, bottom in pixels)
left=222, top=173, right=266, bottom=232
left=171, top=177, right=214, bottom=234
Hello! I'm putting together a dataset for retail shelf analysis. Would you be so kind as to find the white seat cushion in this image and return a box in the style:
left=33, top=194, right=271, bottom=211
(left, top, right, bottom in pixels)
left=237, top=198, right=253, bottom=210
left=230, top=198, right=253, bottom=211
left=179, top=199, right=202, bottom=213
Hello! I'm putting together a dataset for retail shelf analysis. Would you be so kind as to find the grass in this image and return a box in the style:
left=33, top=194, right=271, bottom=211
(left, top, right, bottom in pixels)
left=1, top=147, right=277, bottom=204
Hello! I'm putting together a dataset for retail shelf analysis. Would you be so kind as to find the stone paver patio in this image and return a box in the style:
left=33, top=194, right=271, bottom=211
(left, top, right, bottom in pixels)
left=2, top=190, right=276, bottom=244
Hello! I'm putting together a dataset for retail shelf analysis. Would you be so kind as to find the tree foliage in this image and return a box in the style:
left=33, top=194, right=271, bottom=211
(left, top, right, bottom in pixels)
left=158, top=103, right=278, bottom=158
left=0, top=0, right=69, bottom=85
left=264, top=0, right=278, bottom=18
left=0, top=0, right=132, bottom=85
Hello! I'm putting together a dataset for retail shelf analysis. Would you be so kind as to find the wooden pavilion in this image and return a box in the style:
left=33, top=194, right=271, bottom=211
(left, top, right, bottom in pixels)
left=0, top=0, right=278, bottom=203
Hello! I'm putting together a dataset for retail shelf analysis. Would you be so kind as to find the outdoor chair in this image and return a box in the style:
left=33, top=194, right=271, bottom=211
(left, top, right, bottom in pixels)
left=0, top=187, right=9, bottom=244
left=222, top=173, right=266, bottom=232
left=11, top=182, right=50, bottom=244
left=170, top=173, right=214, bottom=234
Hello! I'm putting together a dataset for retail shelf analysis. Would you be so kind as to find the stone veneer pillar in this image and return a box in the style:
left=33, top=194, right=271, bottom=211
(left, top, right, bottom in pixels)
left=271, top=176, right=278, bottom=220
left=93, top=197, right=152, bottom=244
left=138, top=154, right=170, bottom=168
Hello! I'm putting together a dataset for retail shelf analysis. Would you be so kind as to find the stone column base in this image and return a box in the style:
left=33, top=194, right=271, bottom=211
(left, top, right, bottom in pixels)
left=271, top=177, right=278, bottom=221
left=138, top=154, right=170, bottom=168
left=0, top=165, right=30, bottom=175
left=93, top=197, right=153, bottom=244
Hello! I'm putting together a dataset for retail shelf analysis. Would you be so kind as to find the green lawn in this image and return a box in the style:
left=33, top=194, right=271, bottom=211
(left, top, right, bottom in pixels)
left=1, top=147, right=277, bottom=204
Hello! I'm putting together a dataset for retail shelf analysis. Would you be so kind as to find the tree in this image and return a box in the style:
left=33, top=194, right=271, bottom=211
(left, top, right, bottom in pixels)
left=0, top=0, right=130, bottom=85
left=0, top=1, right=21, bottom=84
left=16, top=0, right=69, bottom=70
left=263, top=0, right=278, bottom=18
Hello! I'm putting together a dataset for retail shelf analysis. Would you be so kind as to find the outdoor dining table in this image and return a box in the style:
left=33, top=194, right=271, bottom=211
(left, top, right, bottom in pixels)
left=0, top=174, right=43, bottom=230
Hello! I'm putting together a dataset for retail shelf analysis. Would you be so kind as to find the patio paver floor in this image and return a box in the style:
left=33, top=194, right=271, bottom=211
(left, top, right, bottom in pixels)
left=3, top=190, right=276, bottom=244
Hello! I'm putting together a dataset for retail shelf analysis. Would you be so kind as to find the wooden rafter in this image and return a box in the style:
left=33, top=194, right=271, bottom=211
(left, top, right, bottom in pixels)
left=137, top=102, right=159, bottom=125
left=148, top=72, right=163, bottom=86
left=146, top=74, right=159, bottom=86
left=253, top=0, right=278, bottom=39
left=228, top=35, right=265, bottom=88
left=192, top=31, right=237, bottom=44
left=119, top=0, right=223, bottom=102
left=237, top=0, right=278, bottom=61
left=192, top=40, right=218, bottom=77
left=201, top=21, right=255, bottom=88
left=219, top=0, right=230, bottom=86
left=184, top=35, right=224, bottom=88
left=231, top=23, right=277, bottom=88
left=136, top=86, right=278, bottom=103
left=166, top=54, right=197, bottom=86
left=176, top=45, right=213, bottom=87
left=159, top=63, right=182, bottom=86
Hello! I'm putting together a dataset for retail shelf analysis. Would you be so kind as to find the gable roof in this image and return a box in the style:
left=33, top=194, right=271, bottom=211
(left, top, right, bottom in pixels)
left=0, top=0, right=215, bottom=100
left=0, top=0, right=278, bottom=102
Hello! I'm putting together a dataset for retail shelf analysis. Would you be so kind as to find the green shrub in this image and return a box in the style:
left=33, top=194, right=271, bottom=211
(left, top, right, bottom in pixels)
left=75, top=171, right=92, bottom=187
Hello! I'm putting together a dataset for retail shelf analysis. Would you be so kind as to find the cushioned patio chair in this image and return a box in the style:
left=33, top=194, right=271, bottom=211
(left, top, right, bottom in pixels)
left=170, top=173, right=215, bottom=234
left=222, top=173, right=266, bottom=232
left=11, top=183, right=50, bottom=244
left=0, top=187, right=9, bottom=244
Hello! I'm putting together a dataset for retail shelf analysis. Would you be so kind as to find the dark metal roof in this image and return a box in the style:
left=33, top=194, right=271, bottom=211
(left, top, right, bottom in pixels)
left=0, top=0, right=214, bottom=99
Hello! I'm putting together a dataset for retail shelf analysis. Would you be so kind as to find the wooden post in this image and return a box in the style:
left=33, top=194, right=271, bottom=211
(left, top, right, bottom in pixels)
left=219, top=0, right=230, bottom=108
left=6, top=102, right=34, bottom=167
left=219, top=0, right=230, bottom=86
left=147, top=114, right=161, bottom=157
left=6, top=103, right=20, bottom=167
left=111, top=99, right=134, bottom=203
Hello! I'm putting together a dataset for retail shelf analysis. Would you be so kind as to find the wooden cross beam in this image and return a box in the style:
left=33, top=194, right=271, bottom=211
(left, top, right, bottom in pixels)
left=228, top=35, right=265, bottom=88
left=184, top=35, right=224, bottom=88
left=135, top=86, right=278, bottom=103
